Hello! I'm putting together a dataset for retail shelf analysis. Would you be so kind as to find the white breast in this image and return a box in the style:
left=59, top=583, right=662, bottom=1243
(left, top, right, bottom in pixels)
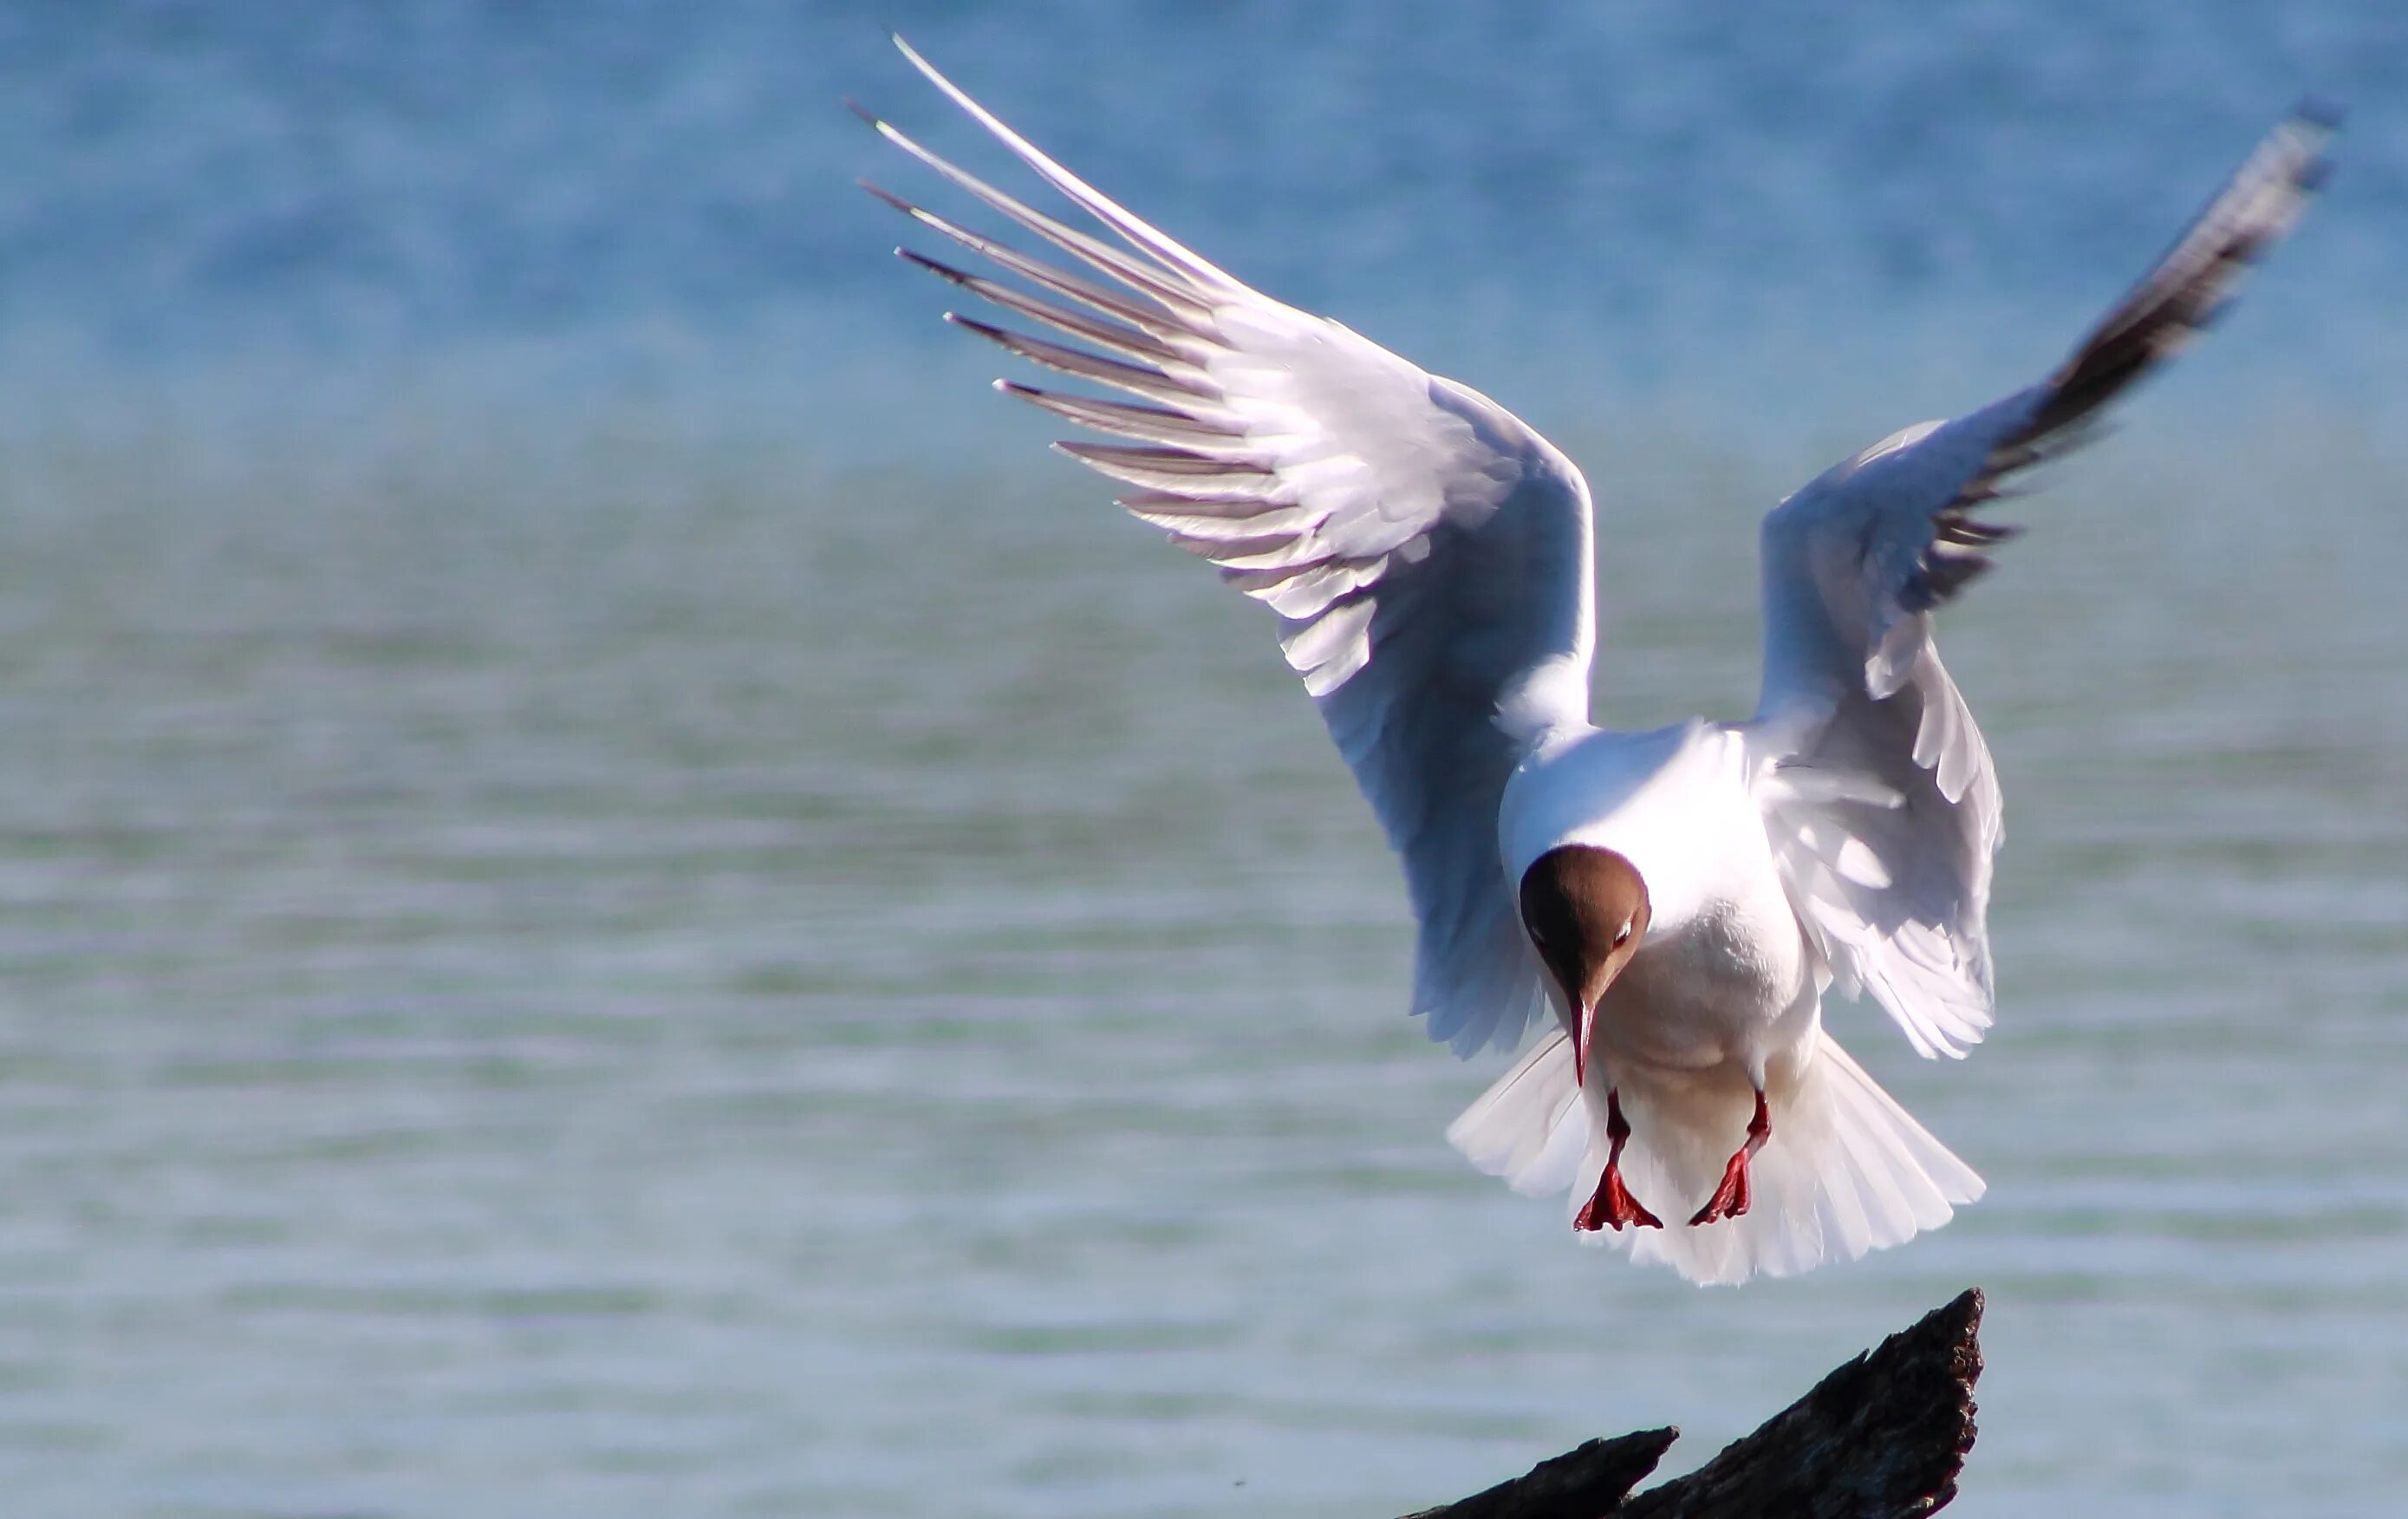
left=1603, top=875, right=1813, bottom=1073
left=1502, top=721, right=1814, bottom=1074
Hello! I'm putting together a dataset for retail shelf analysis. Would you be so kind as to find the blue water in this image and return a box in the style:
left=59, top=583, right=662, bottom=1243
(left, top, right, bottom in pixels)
left=1, top=3, right=2405, bottom=1516
left=3, top=3, right=2403, bottom=450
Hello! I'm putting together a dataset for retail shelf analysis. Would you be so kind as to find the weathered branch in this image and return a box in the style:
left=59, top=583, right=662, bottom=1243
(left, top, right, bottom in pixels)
left=1399, top=1428, right=1681, bottom=1519
left=1404, top=1288, right=1983, bottom=1519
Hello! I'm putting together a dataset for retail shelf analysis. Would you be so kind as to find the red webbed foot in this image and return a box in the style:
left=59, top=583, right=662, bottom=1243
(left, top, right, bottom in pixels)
left=1688, top=1151, right=1754, bottom=1225
left=1687, top=1085, right=1772, bottom=1228
left=1573, top=1086, right=1663, bottom=1232
left=1575, top=1164, right=1663, bottom=1232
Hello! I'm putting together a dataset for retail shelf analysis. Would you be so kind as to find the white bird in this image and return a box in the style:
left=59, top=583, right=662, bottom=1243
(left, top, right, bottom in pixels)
left=856, top=37, right=2332, bottom=1284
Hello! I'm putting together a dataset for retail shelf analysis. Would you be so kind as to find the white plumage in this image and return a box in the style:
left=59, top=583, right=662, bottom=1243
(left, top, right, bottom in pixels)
left=859, top=36, right=2332, bottom=1282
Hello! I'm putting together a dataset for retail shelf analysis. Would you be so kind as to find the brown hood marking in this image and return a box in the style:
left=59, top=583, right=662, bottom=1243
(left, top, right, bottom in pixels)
left=1518, top=844, right=1651, bottom=1019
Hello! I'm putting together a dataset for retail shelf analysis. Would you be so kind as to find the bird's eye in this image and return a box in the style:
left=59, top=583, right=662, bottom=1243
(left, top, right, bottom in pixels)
left=1612, top=922, right=1632, bottom=947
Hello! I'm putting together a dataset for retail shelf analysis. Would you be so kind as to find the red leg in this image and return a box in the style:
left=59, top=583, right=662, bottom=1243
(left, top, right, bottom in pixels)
left=1689, top=1087, right=1772, bottom=1226
left=1575, top=1088, right=1663, bottom=1232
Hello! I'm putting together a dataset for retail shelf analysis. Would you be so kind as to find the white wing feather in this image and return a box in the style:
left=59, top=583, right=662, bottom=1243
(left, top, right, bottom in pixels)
left=862, top=39, right=1601, bottom=1055
left=1751, top=105, right=2333, bottom=1059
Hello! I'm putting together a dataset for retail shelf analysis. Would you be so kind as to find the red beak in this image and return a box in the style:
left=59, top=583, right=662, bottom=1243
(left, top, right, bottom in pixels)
left=1572, top=1000, right=1596, bottom=1087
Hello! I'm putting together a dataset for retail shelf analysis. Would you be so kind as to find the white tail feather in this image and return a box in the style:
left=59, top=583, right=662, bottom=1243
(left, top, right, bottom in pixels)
left=1445, top=1028, right=1588, bottom=1196
left=1448, top=1028, right=1982, bottom=1285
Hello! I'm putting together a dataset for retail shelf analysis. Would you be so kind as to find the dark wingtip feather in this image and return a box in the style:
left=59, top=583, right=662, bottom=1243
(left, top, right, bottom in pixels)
left=895, top=245, right=969, bottom=285
left=2027, top=109, right=2330, bottom=442
left=842, top=97, right=881, bottom=130
left=1907, top=108, right=2331, bottom=612
left=1903, top=551, right=1996, bottom=611
left=2286, top=100, right=2343, bottom=191
left=1939, top=518, right=2022, bottom=548
left=857, top=179, right=919, bottom=216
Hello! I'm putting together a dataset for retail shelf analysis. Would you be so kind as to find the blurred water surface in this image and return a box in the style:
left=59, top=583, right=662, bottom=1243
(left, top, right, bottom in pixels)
left=1, top=3, right=2405, bottom=1517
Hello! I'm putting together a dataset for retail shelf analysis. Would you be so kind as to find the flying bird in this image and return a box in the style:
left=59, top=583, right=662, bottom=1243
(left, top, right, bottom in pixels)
left=855, top=36, right=2332, bottom=1283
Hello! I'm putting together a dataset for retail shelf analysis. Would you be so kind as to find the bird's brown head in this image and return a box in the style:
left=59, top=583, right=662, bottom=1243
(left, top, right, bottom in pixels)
left=1518, top=844, right=1650, bottom=1084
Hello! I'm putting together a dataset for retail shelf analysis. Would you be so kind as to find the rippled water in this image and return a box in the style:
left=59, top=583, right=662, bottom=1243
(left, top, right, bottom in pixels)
left=2, top=4, right=2405, bottom=1517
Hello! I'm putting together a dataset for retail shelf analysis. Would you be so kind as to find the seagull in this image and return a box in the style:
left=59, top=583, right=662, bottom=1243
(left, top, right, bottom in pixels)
left=854, top=36, right=2332, bottom=1284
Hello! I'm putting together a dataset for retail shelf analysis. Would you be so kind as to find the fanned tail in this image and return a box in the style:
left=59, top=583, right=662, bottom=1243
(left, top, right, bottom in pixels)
left=1448, top=1029, right=1982, bottom=1285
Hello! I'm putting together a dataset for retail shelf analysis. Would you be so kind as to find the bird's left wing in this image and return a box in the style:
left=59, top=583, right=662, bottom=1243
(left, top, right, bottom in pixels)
left=857, top=39, right=1601, bottom=1056
left=1748, top=105, right=2333, bottom=1059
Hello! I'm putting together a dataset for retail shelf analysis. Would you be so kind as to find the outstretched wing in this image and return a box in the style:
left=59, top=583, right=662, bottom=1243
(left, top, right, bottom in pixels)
left=858, top=38, right=1601, bottom=1056
left=1751, top=105, right=2334, bottom=1059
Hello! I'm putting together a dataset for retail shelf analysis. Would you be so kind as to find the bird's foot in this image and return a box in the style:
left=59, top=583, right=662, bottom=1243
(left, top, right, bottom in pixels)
left=1689, top=1085, right=1770, bottom=1226
left=1687, top=1150, right=1753, bottom=1226
left=1575, top=1164, right=1663, bottom=1232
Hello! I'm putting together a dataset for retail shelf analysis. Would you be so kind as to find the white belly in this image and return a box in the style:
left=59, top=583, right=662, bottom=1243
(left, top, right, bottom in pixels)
left=1592, top=881, right=1813, bottom=1077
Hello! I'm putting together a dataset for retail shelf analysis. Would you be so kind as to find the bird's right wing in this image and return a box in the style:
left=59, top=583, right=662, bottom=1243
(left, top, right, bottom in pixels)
left=858, top=39, right=1600, bottom=1056
left=1750, top=105, right=2333, bottom=1059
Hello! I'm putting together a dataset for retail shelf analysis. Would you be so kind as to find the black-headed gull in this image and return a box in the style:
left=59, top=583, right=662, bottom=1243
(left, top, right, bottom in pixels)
left=856, top=37, right=2331, bottom=1283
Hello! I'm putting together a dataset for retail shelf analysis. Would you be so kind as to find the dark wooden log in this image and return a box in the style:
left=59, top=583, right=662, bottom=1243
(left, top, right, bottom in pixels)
left=1398, top=1428, right=1681, bottom=1519
left=1403, top=1288, right=1983, bottom=1519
